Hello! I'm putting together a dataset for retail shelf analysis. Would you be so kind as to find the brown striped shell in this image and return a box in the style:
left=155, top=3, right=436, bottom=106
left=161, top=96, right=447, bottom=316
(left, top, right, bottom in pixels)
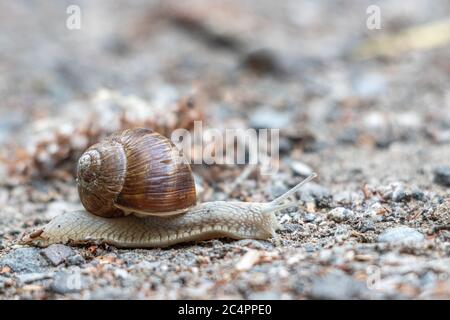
left=77, top=128, right=197, bottom=218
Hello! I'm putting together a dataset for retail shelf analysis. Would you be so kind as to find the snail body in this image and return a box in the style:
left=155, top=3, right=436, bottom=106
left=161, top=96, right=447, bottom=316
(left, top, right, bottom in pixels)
left=22, top=129, right=316, bottom=248
left=24, top=202, right=278, bottom=248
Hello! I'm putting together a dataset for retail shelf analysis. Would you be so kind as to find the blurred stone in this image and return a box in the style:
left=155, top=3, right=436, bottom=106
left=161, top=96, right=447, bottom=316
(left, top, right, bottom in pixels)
left=66, top=254, right=85, bottom=266
left=394, top=112, right=423, bottom=131
left=50, top=271, right=82, bottom=294
left=41, top=244, right=75, bottom=266
left=279, top=214, right=291, bottom=224
left=363, top=112, right=387, bottom=131
left=303, top=213, right=316, bottom=222
left=337, top=127, right=359, bottom=145
left=0, top=277, right=5, bottom=292
left=234, top=239, right=274, bottom=250
left=333, top=191, right=361, bottom=204
left=309, top=271, right=368, bottom=299
left=334, top=225, right=351, bottom=241
left=299, top=182, right=331, bottom=206
left=327, top=207, right=354, bottom=222
left=439, top=230, right=450, bottom=241
left=250, top=106, right=290, bottom=129
left=278, top=137, right=293, bottom=153
left=433, top=167, right=450, bottom=187
left=290, top=161, right=313, bottom=176
left=282, top=223, right=301, bottom=234
left=358, top=219, right=376, bottom=233
left=247, top=291, right=281, bottom=300
left=378, top=226, right=424, bottom=244
left=353, top=73, right=387, bottom=98
left=241, top=49, right=284, bottom=76
left=267, top=180, right=288, bottom=198
left=411, top=188, right=425, bottom=201
left=17, top=272, right=53, bottom=285
left=90, top=287, right=132, bottom=299
left=114, top=269, right=129, bottom=280
left=364, top=202, right=386, bottom=221
left=303, top=243, right=317, bottom=252
left=431, top=130, right=450, bottom=144
left=0, top=248, right=49, bottom=273
left=132, top=260, right=162, bottom=271
left=392, top=186, right=407, bottom=202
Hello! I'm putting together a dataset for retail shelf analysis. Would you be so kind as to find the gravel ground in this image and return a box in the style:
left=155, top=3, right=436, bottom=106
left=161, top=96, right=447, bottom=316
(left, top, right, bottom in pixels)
left=0, top=0, right=449, bottom=299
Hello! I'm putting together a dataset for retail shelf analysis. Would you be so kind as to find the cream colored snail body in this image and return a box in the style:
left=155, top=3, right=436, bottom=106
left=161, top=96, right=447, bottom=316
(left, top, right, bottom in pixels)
left=22, top=128, right=316, bottom=248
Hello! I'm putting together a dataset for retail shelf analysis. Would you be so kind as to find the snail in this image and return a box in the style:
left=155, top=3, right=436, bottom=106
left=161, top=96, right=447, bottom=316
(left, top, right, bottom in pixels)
left=22, top=128, right=317, bottom=248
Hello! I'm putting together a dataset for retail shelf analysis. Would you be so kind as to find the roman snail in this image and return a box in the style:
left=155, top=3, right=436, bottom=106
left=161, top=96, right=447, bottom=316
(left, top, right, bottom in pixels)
left=22, top=128, right=317, bottom=248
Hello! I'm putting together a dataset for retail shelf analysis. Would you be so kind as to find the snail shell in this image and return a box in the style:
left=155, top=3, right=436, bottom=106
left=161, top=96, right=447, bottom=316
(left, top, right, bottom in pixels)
left=77, top=128, right=197, bottom=218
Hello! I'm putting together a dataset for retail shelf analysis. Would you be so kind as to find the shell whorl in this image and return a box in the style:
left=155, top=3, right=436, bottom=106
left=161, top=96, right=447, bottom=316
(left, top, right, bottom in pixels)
left=77, top=140, right=127, bottom=217
left=77, top=150, right=101, bottom=183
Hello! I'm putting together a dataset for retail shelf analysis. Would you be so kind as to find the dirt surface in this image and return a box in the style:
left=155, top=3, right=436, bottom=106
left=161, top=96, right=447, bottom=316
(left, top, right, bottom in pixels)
left=0, top=0, right=450, bottom=299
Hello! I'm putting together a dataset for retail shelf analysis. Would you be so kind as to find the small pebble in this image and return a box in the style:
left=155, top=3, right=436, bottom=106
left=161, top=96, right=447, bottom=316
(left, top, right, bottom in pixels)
left=392, top=186, right=407, bottom=202
left=303, top=243, right=317, bottom=252
left=133, top=261, right=162, bottom=270
left=90, top=287, right=133, bottom=300
left=303, top=213, right=316, bottom=222
left=290, top=161, right=313, bottom=176
left=282, top=223, right=301, bottom=233
left=334, top=225, right=351, bottom=241
left=358, top=219, right=376, bottom=233
left=327, top=207, right=354, bottom=222
left=241, top=49, right=284, bottom=76
left=353, top=73, right=387, bottom=98
left=439, top=230, right=450, bottom=241
left=333, top=191, right=358, bottom=204
left=279, top=214, right=292, bottom=224
left=50, top=271, right=82, bottom=294
left=0, top=248, right=49, bottom=273
left=378, top=226, right=424, bottom=244
left=411, top=188, right=425, bottom=201
left=300, top=182, right=331, bottom=206
left=234, top=239, right=274, bottom=250
left=114, top=269, right=129, bottom=280
left=17, top=272, right=53, bottom=285
left=268, top=180, right=288, bottom=198
left=250, top=106, right=291, bottom=129
left=66, top=254, right=85, bottom=266
left=364, top=202, right=385, bottom=221
left=41, top=244, right=75, bottom=266
left=309, top=270, right=368, bottom=299
left=247, top=291, right=280, bottom=300
left=433, top=167, right=450, bottom=187
left=337, top=127, right=359, bottom=145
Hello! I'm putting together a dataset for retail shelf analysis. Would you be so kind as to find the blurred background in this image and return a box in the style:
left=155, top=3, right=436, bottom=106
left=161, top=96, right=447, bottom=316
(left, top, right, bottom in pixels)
left=0, top=0, right=449, bottom=300
left=0, top=0, right=450, bottom=180
left=0, top=0, right=449, bottom=183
